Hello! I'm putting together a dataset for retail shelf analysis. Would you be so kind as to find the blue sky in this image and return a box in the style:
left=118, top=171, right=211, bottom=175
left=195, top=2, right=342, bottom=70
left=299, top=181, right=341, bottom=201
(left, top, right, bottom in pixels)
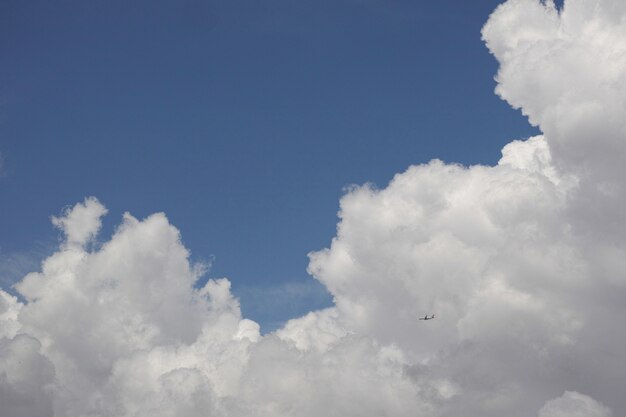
left=0, top=0, right=538, bottom=331
left=5, top=1, right=626, bottom=414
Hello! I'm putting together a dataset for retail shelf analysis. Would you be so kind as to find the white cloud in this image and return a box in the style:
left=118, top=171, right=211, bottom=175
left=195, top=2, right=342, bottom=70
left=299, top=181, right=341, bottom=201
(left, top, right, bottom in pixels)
left=0, top=334, right=55, bottom=417
left=0, top=290, right=21, bottom=340
left=2, top=0, right=626, bottom=415
left=1, top=198, right=435, bottom=417
left=483, top=0, right=626, bottom=240
left=307, top=137, right=594, bottom=415
left=51, top=196, right=108, bottom=249
left=539, top=391, right=613, bottom=417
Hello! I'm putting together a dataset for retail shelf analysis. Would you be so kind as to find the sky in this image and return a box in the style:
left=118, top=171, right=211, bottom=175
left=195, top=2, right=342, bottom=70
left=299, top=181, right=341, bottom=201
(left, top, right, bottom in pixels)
left=3, top=0, right=626, bottom=416
left=0, top=0, right=540, bottom=329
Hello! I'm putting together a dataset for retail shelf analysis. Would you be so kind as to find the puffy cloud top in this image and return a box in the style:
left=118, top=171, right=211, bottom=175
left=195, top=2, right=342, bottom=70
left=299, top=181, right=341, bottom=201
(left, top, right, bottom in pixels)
left=51, top=197, right=108, bottom=248
left=539, top=391, right=613, bottom=417
left=483, top=0, right=626, bottom=239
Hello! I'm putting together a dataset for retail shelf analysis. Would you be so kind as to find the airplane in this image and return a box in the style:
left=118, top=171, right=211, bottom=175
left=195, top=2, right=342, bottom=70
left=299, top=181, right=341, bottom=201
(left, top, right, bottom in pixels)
left=419, top=314, right=435, bottom=320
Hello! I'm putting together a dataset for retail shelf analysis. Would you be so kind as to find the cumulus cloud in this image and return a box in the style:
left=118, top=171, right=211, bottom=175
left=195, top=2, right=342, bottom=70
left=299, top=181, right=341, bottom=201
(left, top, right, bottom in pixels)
left=50, top=197, right=108, bottom=248
left=2, top=0, right=626, bottom=415
left=1, top=199, right=433, bottom=417
left=483, top=0, right=626, bottom=240
left=539, top=391, right=613, bottom=417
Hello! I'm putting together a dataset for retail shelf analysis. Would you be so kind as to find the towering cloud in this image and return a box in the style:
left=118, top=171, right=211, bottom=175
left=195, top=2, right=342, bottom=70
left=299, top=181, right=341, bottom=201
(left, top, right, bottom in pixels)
left=2, top=0, right=625, bottom=415
left=483, top=0, right=626, bottom=240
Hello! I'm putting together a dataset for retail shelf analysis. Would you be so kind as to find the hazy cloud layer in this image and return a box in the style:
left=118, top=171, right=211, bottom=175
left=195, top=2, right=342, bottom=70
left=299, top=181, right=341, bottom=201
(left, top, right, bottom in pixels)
left=2, top=0, right=625, bottom=415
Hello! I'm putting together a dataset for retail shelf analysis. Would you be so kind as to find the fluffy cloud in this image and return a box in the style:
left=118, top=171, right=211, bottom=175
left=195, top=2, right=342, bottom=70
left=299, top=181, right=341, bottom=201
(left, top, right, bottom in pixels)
left=1, top=199, right=434, bottom=417
left=50, top=197, right=108, bottom=248
left=2, top=0, right=626, bottom=415
left=483, top=0, right=626, bottom=240
left=539, top=391, right=613, bottom=417
left=308, top=137, right=588, bottom=415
